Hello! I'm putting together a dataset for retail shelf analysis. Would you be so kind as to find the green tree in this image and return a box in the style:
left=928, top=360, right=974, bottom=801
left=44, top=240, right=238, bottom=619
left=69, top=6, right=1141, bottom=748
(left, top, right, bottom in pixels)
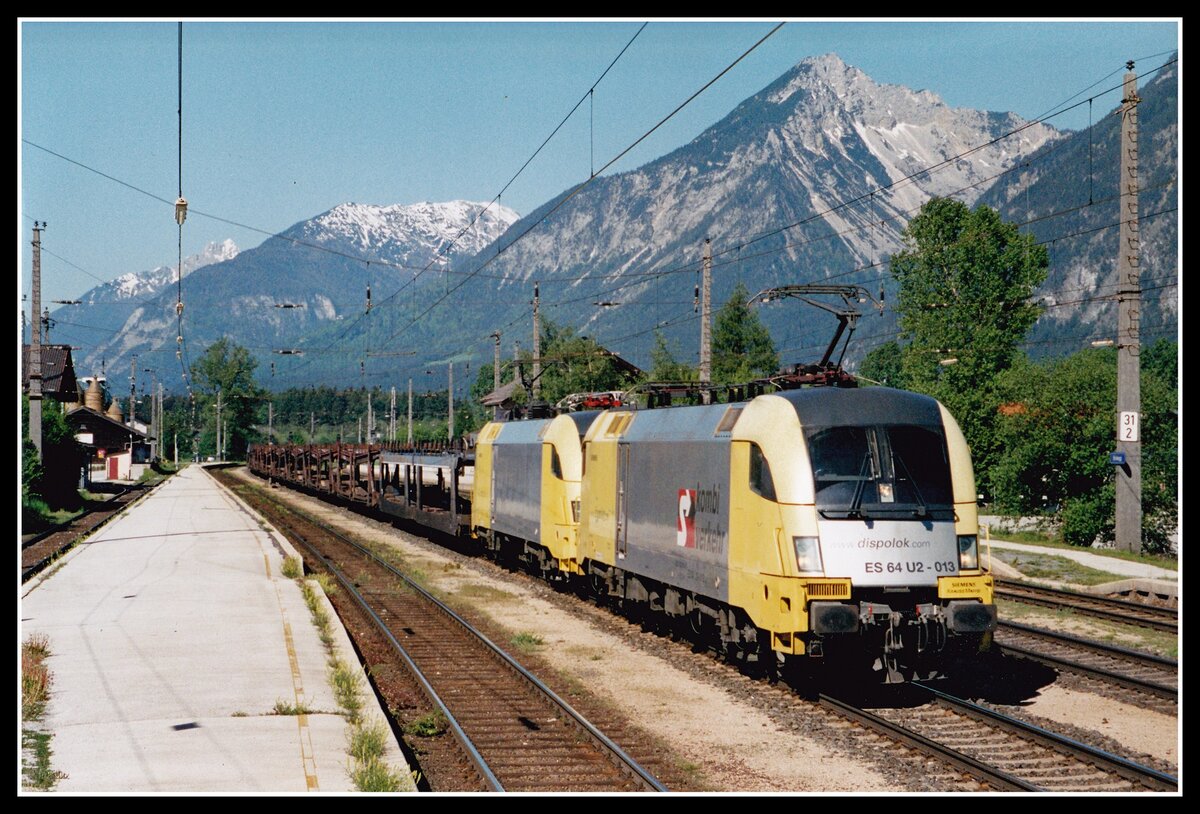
left=712, top=282, right=779, bottom=383
left=648, top=330, right=697, bottom=382
left=190, top=338, right=267, bottom=460
left=513, top=319, right=640, bottom=407
left=990, top=342, right=1177, bottom=553
left=857, top=341, right=906, bottom=388
left=891, top=198, right=1048, bottom=485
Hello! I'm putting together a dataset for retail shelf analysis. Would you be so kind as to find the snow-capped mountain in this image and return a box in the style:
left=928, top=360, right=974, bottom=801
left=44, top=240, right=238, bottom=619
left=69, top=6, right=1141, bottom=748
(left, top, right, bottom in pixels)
left=78, top=239, right=240, bottom=305
left=434, top=54, right=1060, bottom=367
left=70, top=201, right=518, bottom=380
left=300, top=201, right=519, bottom=262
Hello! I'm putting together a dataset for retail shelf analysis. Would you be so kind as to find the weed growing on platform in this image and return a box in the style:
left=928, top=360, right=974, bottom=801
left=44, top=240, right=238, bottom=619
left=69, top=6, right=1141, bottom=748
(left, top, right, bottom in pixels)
left=22, top=635, right=66, bottom=790
left=272, top=698, right=313, bottom=716
left=350, top=721, right=388, bottom=763
left=22, top=635, right=51, bottom=721
left=281, top=555, right=303, bottom=580
left=22, top=730, right=67, bottom=790
left=313, top=572, right=339, bottom=596
left=352, top=753, right=407, bottom=792
left=330, top=660, right=364, bottom=724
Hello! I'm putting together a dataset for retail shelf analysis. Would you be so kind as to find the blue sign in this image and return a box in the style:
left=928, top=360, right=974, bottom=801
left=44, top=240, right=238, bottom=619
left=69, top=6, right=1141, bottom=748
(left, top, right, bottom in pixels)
left=1109, top=451, right=1126, bottom=465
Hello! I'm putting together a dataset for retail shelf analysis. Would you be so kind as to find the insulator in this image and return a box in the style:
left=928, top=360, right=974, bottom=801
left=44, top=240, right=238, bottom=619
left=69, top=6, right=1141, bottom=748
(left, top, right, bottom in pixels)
left=176, top=302, right=184, bottom=316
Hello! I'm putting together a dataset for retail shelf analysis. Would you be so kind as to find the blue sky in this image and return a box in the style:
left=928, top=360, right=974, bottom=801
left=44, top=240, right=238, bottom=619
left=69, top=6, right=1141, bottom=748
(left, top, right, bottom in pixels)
left=20, top=19, right=1180, bottom=305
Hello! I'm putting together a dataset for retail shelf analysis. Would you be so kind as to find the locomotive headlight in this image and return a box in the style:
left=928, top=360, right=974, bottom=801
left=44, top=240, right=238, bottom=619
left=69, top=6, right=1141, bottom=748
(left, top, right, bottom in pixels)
left=958, top=535, right=979, bottom=570
left=793, top=536, right=824, bottom=574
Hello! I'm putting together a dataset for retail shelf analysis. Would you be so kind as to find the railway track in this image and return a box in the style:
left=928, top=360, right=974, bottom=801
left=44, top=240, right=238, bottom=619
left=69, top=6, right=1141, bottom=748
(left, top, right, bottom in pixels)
left=240, top=467, right=1177, bottom=792
left=220, top=476, right=666, bottom=793
left=995, top=579, right=1178, bottom=633
left=837, top=684, right=1177, bottom=792
left=22, top=486, right=144, bottom=583
left=995, top=621, right=1177, bottom=712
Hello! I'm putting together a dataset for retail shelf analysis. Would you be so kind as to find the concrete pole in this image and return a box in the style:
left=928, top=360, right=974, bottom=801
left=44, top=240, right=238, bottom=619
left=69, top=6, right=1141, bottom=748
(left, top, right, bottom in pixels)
left=29, top=224, right=44, bottom=457
left=268, top=401, right=274, bottom=445
left=1115, top=63, right=1142, bottom=554
left=390, top=385, right=396, bottom=442
left=448, top=362, right=455, bottom=443
left=129, top=357, right=137, bottom=435
left=700, top=237, right=712, bottom=404
left=407, top=377, right=413, bottom=446
left=492, top=331, right=501, bottom=419
left=532, top=282, right=541, bottom=400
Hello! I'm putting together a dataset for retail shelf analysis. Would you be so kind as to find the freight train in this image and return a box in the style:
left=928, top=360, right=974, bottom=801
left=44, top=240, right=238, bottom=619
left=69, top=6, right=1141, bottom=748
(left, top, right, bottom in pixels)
left=250, top=385, right=995, bottom=683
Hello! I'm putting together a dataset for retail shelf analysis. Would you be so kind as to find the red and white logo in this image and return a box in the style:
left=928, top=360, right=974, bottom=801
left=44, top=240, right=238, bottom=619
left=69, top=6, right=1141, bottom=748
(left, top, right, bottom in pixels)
left=677, top=489, right=696, bottom=548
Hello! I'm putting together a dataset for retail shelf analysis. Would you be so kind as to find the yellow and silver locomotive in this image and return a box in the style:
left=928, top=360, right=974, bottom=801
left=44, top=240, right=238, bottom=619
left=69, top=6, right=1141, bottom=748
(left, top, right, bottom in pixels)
left=473, top=386, right=994, bottom=682
left=255, top=384, right=994, bottom=683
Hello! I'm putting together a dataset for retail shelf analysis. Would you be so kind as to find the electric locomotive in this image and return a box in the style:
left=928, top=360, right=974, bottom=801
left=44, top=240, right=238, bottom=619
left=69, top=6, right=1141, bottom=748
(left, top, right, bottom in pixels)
left=473, top=385, right=994, bottom=682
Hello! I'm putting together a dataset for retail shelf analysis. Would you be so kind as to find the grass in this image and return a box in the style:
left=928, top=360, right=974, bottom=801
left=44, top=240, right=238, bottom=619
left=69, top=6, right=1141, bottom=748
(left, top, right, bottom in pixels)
left=22, top=635, right=52, bottom=721
left=452, top=584, right=516, bottom=603
left=351, top=755, right=409, bottom=792
left=510, top=632, right=544, bottom=653
left=21, top=634, right=66, bottom=790
left=273, top=698, right=314, bottom=716
left=983, top=524, right=1177, bottom=570
left=330, top=660, right=364, bottom=724
left=22, top=730, right=67, bottom=790
left=281, top=555, right=304, bottom=580
left=404, top=711, right=447, bottom=738
left=312, top=572, right=339, bottom=596
left=989, top=550, right=1128, bottom=586
left=296, top=569, right=411, bottom=792
left=996, top=599, right=1179, bottom=659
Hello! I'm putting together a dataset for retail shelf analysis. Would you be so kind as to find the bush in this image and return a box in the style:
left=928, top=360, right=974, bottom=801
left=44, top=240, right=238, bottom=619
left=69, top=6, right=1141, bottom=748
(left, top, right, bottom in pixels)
left=1061, top=486, right=1115, bottom=548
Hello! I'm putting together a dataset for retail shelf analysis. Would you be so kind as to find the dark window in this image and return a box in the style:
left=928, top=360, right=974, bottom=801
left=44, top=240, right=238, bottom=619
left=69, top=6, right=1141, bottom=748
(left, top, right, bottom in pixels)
left=550, top=446, right=563, bottom=479
left=805, top=424, right=953, bottom=519
left=749, top=444, right=777, bottom=501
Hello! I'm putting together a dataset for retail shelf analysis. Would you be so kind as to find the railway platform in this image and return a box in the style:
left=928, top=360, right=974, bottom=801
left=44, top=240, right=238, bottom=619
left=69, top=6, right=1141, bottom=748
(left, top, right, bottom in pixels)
left=20, top=464, right=411, bottom=794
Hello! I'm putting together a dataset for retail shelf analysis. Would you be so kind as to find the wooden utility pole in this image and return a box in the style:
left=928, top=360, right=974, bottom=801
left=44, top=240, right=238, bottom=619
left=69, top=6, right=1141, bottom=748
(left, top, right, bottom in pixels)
left=29, top=223, right=44, bottom=457
left=1115, top=62, right=1142, bottom=554
left=700, top=237, right=712, bottom=404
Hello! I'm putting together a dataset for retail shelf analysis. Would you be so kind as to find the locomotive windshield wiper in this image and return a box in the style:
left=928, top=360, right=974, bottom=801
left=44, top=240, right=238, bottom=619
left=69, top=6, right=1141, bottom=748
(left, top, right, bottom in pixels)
left=846, top=452, right=872, bottom=519
left=893, top=450, right=927, bottom=517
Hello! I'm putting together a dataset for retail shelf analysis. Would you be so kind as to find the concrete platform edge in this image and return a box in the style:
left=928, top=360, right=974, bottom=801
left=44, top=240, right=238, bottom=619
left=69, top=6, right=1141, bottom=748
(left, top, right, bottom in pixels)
left=201, top=465, right=416, bottom=792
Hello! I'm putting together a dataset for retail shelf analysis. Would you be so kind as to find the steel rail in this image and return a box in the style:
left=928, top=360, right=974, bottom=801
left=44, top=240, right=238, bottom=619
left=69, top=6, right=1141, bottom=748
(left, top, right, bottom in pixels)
left=289, top=527, right=504, bottom=791
left=913, top=682, right=1178, bottom=792
left=819, top=694, right=1040, bottom=792
left=249, top=486, right=666, bottom=792
left=995, top=579, right=1177, bottom=632
left=996, top=621, right=1177, bottom=700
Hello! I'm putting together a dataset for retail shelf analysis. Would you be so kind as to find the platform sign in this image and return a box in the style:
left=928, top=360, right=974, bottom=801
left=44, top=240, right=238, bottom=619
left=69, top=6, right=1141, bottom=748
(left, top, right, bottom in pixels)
left=1119, top=411, right=1140, bottom=443
left=1109, top=451, right=1126, bottom=466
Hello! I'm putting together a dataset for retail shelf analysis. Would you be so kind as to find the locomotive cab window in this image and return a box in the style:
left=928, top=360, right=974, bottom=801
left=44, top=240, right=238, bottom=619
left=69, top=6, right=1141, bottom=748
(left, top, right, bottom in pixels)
left=550, top=446, right=563, bottom=480
left=806, top=424, right=953, bottom=520
left=749, top=443, right=777, bottom=501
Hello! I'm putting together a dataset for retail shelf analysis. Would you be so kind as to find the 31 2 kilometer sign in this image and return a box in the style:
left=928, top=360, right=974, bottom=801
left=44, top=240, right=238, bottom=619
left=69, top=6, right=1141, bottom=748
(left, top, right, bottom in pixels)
left=1119, top=411, right=1140, bottom=443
